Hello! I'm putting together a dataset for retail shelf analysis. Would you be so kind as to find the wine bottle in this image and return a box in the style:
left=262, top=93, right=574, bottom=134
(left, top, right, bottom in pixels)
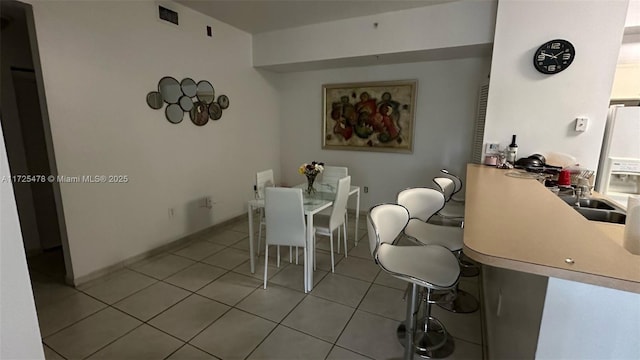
left=506, top=135, right=518, bottom=164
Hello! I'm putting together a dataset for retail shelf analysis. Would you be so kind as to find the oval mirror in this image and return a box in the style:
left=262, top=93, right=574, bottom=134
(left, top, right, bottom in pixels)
left=179, top=96, right=193, bottom=112
left=196, top=80, right=215, bottom=104
left=158, top=76, right=181, bottom=104
left=181, top=78, right=197, bottom=97
left=190, top=101, right=209, bottom=126
left=146, top=91, right=163, bottom=109
left=165, top=104, right=184, bottom=124
left=217, top=94, right=229, bottom=109
left=209, top=103, right=222, bottom=120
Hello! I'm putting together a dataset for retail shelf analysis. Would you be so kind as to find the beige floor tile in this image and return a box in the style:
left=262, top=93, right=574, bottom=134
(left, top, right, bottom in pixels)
left=326, top=345, right=373, bottom=360
left=432, top=303, right=483, bottom=345
left=38, top=292, right=107, bottom=337
left=43, top=344, right=65, bottom=360
left=347, top=240, right=374, bottom=260
left=173, top=240, right=226, bottom=261
left=247, top=325, right=332, bottom=360
left=87, top=324, right=183, bottom=359
left=165, top=263, right=228, bottom=292
left=314, top=249, right=344, bottom=272
left=447, top=338, right=484, bottom=359
left=131, top=254, right=196, bottom=280
left=168, top=344, right=220, bottom=359
left=43, top=307, right=141, bottom=359
left=373, top=271, right=408, bottom=291
left=204, top=229, right=247, bottom=246
left=358, top=284, right=406, bottom=322
left=236, top=285, right=305, bottom=322
left=113, top=281, right=190, bottom=321
left=230, top=237, right=252, bottom=252
left=336, top=310, right=404, bottom=360
left=282, top=296, right=354, bottom=343
left=311, top=273, right=370, bottom=308
left=197, top=272, right=262, bottom=306
left=202, top=248, right=250, bottom=270
left=334, top=257, right=380, bottom=282
left=268, top=264, right=327, bottom=292
left=229, top=220, right=250, bottom=234
left=232, top=257, right=283, bottom=281
left=148, top=294, right=230, bottom=341
left=80, top=268, right=156, bottom=304
left=31, top=273, right=79, bottom=309
left=190, top=309, right=276, bottom=360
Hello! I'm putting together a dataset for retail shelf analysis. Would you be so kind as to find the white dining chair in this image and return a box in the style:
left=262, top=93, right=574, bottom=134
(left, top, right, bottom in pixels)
left=320, top=166, right=348, bottom=191
left=255, top=169, right=274, bottom=256
left=263, top=187, right=308, bottom=291
left=440, top=169, right=464, bottom=203
left=318, top=166, right=350, bottom=252
left=313, top=175, right=351, bottom=272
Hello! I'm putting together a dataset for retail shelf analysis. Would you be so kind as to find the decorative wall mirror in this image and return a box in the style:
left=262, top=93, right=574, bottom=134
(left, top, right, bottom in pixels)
left=196, top=80, right=215, bottom=104
left=147, top=77, right=230, bottom=125
left=146, top=91, right=163, bottom=109
left=181, top=78, right=197, bottom=98
left=158, top=76, right=181, bottom=104
left=165, top=103, right=184, bottom=124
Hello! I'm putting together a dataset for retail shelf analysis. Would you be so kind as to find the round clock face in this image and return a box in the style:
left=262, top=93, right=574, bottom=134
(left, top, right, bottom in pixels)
left=533, top=39, right=575, bottom=74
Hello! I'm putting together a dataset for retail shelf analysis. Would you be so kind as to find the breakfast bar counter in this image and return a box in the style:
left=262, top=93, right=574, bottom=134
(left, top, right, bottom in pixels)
left=463, top=164, right=640, bottom=293
left=463, top=164, right=640, bottom=359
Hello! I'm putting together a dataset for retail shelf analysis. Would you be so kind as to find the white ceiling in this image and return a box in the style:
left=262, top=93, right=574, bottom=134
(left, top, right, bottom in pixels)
left=176, top=0, right=455, bottom=34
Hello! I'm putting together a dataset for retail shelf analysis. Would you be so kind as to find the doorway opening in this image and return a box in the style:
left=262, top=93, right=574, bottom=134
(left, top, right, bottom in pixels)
left=1, top=1, right=73, bottom=286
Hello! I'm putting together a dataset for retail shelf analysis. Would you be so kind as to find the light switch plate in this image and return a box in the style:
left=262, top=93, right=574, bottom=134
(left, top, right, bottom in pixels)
left=575, top=117, right=588, bottom=132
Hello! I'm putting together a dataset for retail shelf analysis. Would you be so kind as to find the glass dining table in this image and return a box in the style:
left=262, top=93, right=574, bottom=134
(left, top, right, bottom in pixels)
left=247, top=182, right=360, bottom=292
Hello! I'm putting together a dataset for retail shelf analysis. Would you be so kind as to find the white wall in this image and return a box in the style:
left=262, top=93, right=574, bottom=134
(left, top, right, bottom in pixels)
left=253, top=0, right=496, bottom=69
left=484, top=0, right=629, bottom=170
left=279, top=57, right=491, bottom=211
left=27, top=0, right=281, bottom=281
left=0, top=125, right=44, bottom=359
left=536, top=277, right=640, bottom=359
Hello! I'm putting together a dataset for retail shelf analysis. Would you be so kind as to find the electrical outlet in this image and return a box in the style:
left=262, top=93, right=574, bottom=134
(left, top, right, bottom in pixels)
left=485, top=142, right=500, bottom=154
left=364, top=186, right=369, bottom=193
left=575, top=117, right=588, bottom=132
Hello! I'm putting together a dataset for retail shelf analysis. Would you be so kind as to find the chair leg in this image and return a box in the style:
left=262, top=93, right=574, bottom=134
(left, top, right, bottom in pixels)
left=263, top=244, right=269, bottom=289
left=329, top=231, right=335, bottom=273
left=303, top=246, right=308, bottom=293
left=343, top=224, right=348, bottom=258
left=296, top=246, right=299, bottom=265
left=337, top=228, right=341, bottom=254
left=403, top=283, right=418, bottom=360
left=277, top=245, right=280, bottom=268
left=313, top=233, right=317, bottom=271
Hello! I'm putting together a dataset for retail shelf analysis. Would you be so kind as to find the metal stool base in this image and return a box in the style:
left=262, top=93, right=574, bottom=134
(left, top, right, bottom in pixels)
left=397, top=318, right=455, bottom=359
left=437, top=289, right=479, bottom=313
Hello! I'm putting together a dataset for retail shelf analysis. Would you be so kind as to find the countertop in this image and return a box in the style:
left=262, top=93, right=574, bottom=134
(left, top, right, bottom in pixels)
left=463, top=164, right=640, bottom=293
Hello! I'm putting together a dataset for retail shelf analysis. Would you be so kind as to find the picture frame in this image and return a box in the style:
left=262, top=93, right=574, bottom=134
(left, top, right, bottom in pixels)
left=322, top=80, right=417, bottom=153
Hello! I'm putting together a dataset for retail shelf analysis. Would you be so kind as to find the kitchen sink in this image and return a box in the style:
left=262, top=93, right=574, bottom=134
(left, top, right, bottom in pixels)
left=559, top=197, right=617, bottom=210
left=572, top=207, right=626, bottom=224
left=558, top=196, right=626, bottom=224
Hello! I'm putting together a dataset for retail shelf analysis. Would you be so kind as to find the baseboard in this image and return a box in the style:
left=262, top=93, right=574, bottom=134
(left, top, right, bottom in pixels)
left=70, top=214, right=246, bottom=288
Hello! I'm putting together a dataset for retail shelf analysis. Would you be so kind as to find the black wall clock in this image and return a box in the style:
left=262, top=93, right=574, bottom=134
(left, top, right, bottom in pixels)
left=533, top=39, right=575, bottom=74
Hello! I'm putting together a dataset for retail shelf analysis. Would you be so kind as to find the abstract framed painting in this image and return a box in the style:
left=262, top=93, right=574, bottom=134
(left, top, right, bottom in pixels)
left=322, top=80, right=417, bottom=153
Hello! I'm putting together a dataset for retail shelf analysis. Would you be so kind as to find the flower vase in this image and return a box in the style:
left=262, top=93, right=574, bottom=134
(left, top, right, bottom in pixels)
left=306, top=174, right=317, bottom=196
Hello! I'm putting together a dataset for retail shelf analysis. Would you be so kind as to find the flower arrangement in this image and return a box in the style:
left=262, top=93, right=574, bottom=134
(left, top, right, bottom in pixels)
left=298, top=161, right=324, bottom=195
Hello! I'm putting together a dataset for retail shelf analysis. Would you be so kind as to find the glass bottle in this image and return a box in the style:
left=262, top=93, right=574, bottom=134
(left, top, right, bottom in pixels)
left=506, top=135, right=518, bottom=164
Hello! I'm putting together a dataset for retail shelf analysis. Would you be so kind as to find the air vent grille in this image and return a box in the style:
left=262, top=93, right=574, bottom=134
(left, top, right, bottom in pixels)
left=471, top=83, right=489, bottom=164
left=159, top=5, right=178, bottom=25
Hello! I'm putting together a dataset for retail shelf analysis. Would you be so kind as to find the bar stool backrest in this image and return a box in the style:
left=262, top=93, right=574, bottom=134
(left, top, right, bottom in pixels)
left=367, top=204, right=409, bottom=260
left=397, top=188, right=445, bottom=222
left=433, top=177, right=456, bottom=202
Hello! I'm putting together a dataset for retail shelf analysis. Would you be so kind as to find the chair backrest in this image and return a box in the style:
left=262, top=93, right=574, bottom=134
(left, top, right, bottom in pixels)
left=367, top=203, right=409, bottom=259
left=433, top=177, right=456, bottom=202
left=397, top=188, right=445, bottom=222
left=320, top=166, right=348, bottom=191
left=329, top=176, right=351, bottom=230
left=265, top=187, right=306, bottom=247
left=440, top=169, right=463, bottom=196
left=256, top=169, right=274, bottom=199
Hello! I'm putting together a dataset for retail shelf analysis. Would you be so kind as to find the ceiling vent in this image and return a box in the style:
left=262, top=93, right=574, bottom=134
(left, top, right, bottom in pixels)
left=158, top=5, right=178, bottom=26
